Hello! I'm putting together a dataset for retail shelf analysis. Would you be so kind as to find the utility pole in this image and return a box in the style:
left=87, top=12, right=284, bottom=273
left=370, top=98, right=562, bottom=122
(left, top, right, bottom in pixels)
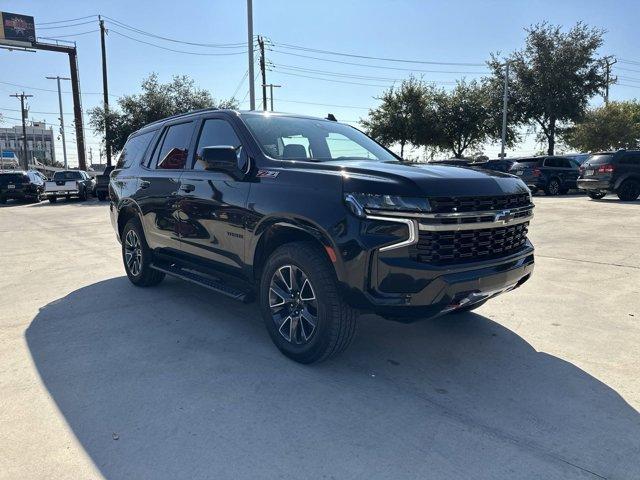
left=264, top=83, right=281, bottom=111
left=247, top=0, right=255, bottom=110
left=46, top=76, right=71, bottom=169
left=604, top=56, right=617, bottom=105
left=258, top=36, right=267, bottom=111
left=99, top=15, right=112, bottom=167
left=10, top=92, right=33, bottom=170
left=500, top=62, right=510, bottom=159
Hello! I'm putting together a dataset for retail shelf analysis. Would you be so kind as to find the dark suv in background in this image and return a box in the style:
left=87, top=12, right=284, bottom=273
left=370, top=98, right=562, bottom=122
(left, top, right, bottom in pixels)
left=509, top=156, right=580, bottom=195
left=109, top=110, right=534, bottom=363
left=0, top=170, right=46, bottom=204
left=577, top=150, right=640, bottom=201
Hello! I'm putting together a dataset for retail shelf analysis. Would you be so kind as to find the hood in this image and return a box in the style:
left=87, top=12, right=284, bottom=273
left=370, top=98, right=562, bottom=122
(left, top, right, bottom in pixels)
left=313, top=160, right=530, bottom=197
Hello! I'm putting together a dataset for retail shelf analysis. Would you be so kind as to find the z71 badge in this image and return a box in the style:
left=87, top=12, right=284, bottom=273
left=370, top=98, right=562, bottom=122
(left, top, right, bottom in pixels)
left=256, top=169, right=280, bottom=178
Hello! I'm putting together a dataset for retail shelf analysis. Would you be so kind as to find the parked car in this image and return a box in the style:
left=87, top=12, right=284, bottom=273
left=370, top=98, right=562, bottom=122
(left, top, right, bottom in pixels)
left=560, top=153, right=590, bottom=165
left=94, top=166, right=114, bottom=201
left=109, top=110, right=534, bottom=363
left=473, top=159, right=515, bottom=173
left=509, top=156, right=580, bottom=195
left=577, top=150, right=640, bottom=201
left=0, top=170, right=46, bottom=203
left=44, top=170, right=95, bottom=203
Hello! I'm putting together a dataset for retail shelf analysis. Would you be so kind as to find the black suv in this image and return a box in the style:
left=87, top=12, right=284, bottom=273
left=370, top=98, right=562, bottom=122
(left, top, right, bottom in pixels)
left=509, top=156, right=580, bottom=195
left=0, top=170, right=46, bottom=204
left=577, top=150, right=640, bottom=201
left=109, top=110, right=535, bottom=363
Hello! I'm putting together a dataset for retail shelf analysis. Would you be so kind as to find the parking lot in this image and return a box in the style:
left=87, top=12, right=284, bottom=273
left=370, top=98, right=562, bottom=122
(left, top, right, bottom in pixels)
left=0, top=195, right=639, bottom=479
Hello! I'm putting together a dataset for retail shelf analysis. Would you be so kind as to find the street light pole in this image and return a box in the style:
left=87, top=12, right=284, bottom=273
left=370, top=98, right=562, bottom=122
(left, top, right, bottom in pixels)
left=500, top=62, right=510, bottom=159
left=264, top=83, right=281, bottom=111
left=247, top=0, right=255, bottom=110
left=46, top=76, right=71, bottom=169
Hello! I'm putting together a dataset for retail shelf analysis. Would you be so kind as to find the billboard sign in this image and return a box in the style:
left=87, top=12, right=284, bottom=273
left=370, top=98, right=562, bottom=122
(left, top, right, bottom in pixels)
left=0, top=12, right=36, bottom=47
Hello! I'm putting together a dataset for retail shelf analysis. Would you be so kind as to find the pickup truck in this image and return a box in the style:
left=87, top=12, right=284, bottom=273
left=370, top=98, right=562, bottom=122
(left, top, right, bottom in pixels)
left=45, top=170, right=94, bottom=203
left=109, top=110, right=535, bottom=363
left=94, top=166, right=114, bottom=201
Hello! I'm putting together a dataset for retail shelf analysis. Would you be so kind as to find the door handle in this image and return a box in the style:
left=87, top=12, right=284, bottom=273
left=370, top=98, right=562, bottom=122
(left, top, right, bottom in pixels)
left=139, top=180, right=151, bottom=189
left=180, top=183, right=195, bottom=193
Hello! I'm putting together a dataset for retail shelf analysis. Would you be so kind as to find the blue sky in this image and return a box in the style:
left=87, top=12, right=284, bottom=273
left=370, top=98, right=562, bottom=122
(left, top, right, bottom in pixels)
left=1, top=0, right=639, bottom=165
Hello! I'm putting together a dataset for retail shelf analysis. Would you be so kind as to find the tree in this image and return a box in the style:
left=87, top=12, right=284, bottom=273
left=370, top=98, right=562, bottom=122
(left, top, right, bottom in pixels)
left=89, top=73, right=237, bottom=152
left=488, top=22, right=608, bottom=155
left=433, top=80, right=494, bottom=158
left=565, top=101, right=640, bottom=151
left=361, top=77, right=438, bottom=157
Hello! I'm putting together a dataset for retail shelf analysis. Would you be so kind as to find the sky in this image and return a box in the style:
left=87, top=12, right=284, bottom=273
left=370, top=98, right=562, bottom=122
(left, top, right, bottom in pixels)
left=1, top=0, right=639, bottom=166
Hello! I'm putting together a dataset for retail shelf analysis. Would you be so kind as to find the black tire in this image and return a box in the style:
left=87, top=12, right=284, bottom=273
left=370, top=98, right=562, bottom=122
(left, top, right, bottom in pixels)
left=48, top=196, right=57, bottom=204
left=545, top=178, right=561, bottom=196
left=97, top=191, right=107, bottom=201
left=588, top=191, right=607, bottom=200
left=121, top=218, right=165, bottom=287
left=79, top=187, right=88, bottom=201
left=259, top=242, right=358, bottom=364
left=617, top=179, right=640, bottom=201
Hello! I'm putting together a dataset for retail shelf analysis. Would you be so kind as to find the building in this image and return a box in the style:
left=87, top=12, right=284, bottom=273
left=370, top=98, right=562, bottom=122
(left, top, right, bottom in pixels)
left=0, top=122, right=56, bottom=167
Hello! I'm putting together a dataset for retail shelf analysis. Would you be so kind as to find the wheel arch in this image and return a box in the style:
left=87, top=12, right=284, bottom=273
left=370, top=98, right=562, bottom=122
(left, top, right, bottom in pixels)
left=250, top=217, right=340, bottom=282
left=116, top=199, right=144, bottom=240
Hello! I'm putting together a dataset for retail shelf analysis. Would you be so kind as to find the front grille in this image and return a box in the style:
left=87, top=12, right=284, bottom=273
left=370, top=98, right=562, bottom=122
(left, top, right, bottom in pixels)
left=410, top=222, right=529, bottom=265
left=429, top=194, right=530, bottom=213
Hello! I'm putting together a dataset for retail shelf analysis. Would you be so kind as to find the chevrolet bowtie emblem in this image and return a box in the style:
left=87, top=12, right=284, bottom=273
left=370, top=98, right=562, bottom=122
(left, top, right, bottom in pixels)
left=494, top=209, right=514, bottom=223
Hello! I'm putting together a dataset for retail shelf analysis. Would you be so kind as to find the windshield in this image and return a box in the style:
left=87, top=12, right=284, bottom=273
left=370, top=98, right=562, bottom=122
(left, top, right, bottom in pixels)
left=242, top=114, right=397, bottom=162
left=586, top=154, right=614, bottom=165
left=53, top=171, right=83, bottom=181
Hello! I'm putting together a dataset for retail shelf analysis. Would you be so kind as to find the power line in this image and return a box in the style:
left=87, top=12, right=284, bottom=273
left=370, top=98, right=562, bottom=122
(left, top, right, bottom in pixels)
left=0, top=79, right=116, bottom=97
left=270, top=69, right=393, bottom=87
left=616, top=66, right=640, bottom=74
left=109, top=28, right=249, bottom=56
left=618, top=83, right=640, bottom=89
left=37, top=15, right=98, bottom=25
left=270, top=41, right=486, bottom=67
left=37, top=20, right=96, bottom=30
left=267, top=48, right=488, bottom=74
left=39, top=30, right=99, bottom=39
left=231, top=69, right=249, bottom=101
left=102, top=15, right=247, bottom=48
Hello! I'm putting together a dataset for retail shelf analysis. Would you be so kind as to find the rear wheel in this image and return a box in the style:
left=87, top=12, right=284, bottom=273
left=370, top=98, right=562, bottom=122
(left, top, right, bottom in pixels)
left=79, top=187, right=88, bottom=201
left=259, top=242, right=358, bottom=363
left=48, top=196, right=57, bottom=203
left=617, top=179, right=640, bottom=201
left=545, top=178, right=561, bottom=196
left=97, top=191, right=107, bottom=201
left=588, top=191, right=607, bottom=200
left=121, top=218, right=165, bottom=287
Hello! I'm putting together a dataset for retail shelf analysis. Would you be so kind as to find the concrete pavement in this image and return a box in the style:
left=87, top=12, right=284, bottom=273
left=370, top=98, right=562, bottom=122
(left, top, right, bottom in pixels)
left=0, top=195, right=639, bottom=479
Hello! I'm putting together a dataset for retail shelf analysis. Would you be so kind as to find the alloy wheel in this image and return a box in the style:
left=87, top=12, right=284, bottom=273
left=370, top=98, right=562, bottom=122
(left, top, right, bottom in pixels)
left=269, top=265, right=318, bottom=345
left=124, top=229, right=143, bottom=276
left=548, top=180, right=560, bottom=195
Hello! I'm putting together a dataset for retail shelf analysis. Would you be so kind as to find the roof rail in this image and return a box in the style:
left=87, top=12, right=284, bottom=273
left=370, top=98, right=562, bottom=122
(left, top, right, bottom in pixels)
left=144, top=107, right=220, bottom=128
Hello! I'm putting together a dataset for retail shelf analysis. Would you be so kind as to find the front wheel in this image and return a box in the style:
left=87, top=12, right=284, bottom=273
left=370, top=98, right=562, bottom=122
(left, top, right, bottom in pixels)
left=48, top=196, right=57, bottom=203
left=588, top=191, right=607, bottom=200
left=259, top=242, right=358, bottom=364
left=617, top=179, right=640, bottom=201
left=79, top=188, right=88, bottom=201
left=545, top=178, right=561, bottom=196
left=97, top=191, right=107, bottom=201
left=121, top=218, right=165, bottom=287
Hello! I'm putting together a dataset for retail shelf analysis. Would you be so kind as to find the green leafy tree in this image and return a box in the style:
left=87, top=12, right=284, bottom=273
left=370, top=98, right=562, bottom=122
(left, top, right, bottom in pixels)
left=565, top=100, right=640, bottom=151
left=433, top=80, right=494, bottom=158
left=488, top=22, right=608, bottom=155
left=361, top=77, right=438, bottom=158
left=89, top=73, right=237, bottom=152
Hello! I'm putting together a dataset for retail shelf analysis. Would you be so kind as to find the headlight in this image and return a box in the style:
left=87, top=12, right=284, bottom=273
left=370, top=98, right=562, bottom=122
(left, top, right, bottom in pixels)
left=344, top=193, right=431, bottom=217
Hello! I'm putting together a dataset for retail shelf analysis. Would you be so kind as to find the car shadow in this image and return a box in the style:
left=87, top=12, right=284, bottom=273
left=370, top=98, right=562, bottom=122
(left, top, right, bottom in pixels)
left=27, top=198, right=108, bottom=207
left=26, top=277, right=640, bottom=479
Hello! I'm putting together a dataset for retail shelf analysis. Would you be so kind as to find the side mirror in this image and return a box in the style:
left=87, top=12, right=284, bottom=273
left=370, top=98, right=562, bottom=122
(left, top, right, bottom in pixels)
left=201, top=146, right=247, bottom=178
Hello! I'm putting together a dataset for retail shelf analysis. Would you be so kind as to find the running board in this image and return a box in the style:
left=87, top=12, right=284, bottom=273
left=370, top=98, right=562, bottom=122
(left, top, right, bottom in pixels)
left=150, top=262, right=253, bottom=303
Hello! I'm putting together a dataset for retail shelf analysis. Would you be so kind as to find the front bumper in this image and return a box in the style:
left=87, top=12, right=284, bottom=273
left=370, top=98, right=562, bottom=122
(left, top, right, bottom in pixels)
left=364, top=246, right=534, bottom=321
left=577, top=178, right=611, bottom=191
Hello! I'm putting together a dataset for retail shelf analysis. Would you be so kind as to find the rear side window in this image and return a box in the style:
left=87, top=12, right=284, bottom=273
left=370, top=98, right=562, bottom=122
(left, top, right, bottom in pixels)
left=619, top=153, right=640, bottom=165
left=116, top=130, right=156, bottom=169
left=153, top=122, right=194, bottom=170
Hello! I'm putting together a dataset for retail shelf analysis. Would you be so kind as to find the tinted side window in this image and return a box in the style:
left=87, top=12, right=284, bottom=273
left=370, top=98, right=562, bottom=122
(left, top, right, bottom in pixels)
left=154, top=122, right=194, bottom=170
left=620, top=154, right=640, bottom=165
left=117, top=131, right=155, bottom=169
left=560, top=159, right=572, bottom=168
left=193, top=119, right=242, bottom=170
